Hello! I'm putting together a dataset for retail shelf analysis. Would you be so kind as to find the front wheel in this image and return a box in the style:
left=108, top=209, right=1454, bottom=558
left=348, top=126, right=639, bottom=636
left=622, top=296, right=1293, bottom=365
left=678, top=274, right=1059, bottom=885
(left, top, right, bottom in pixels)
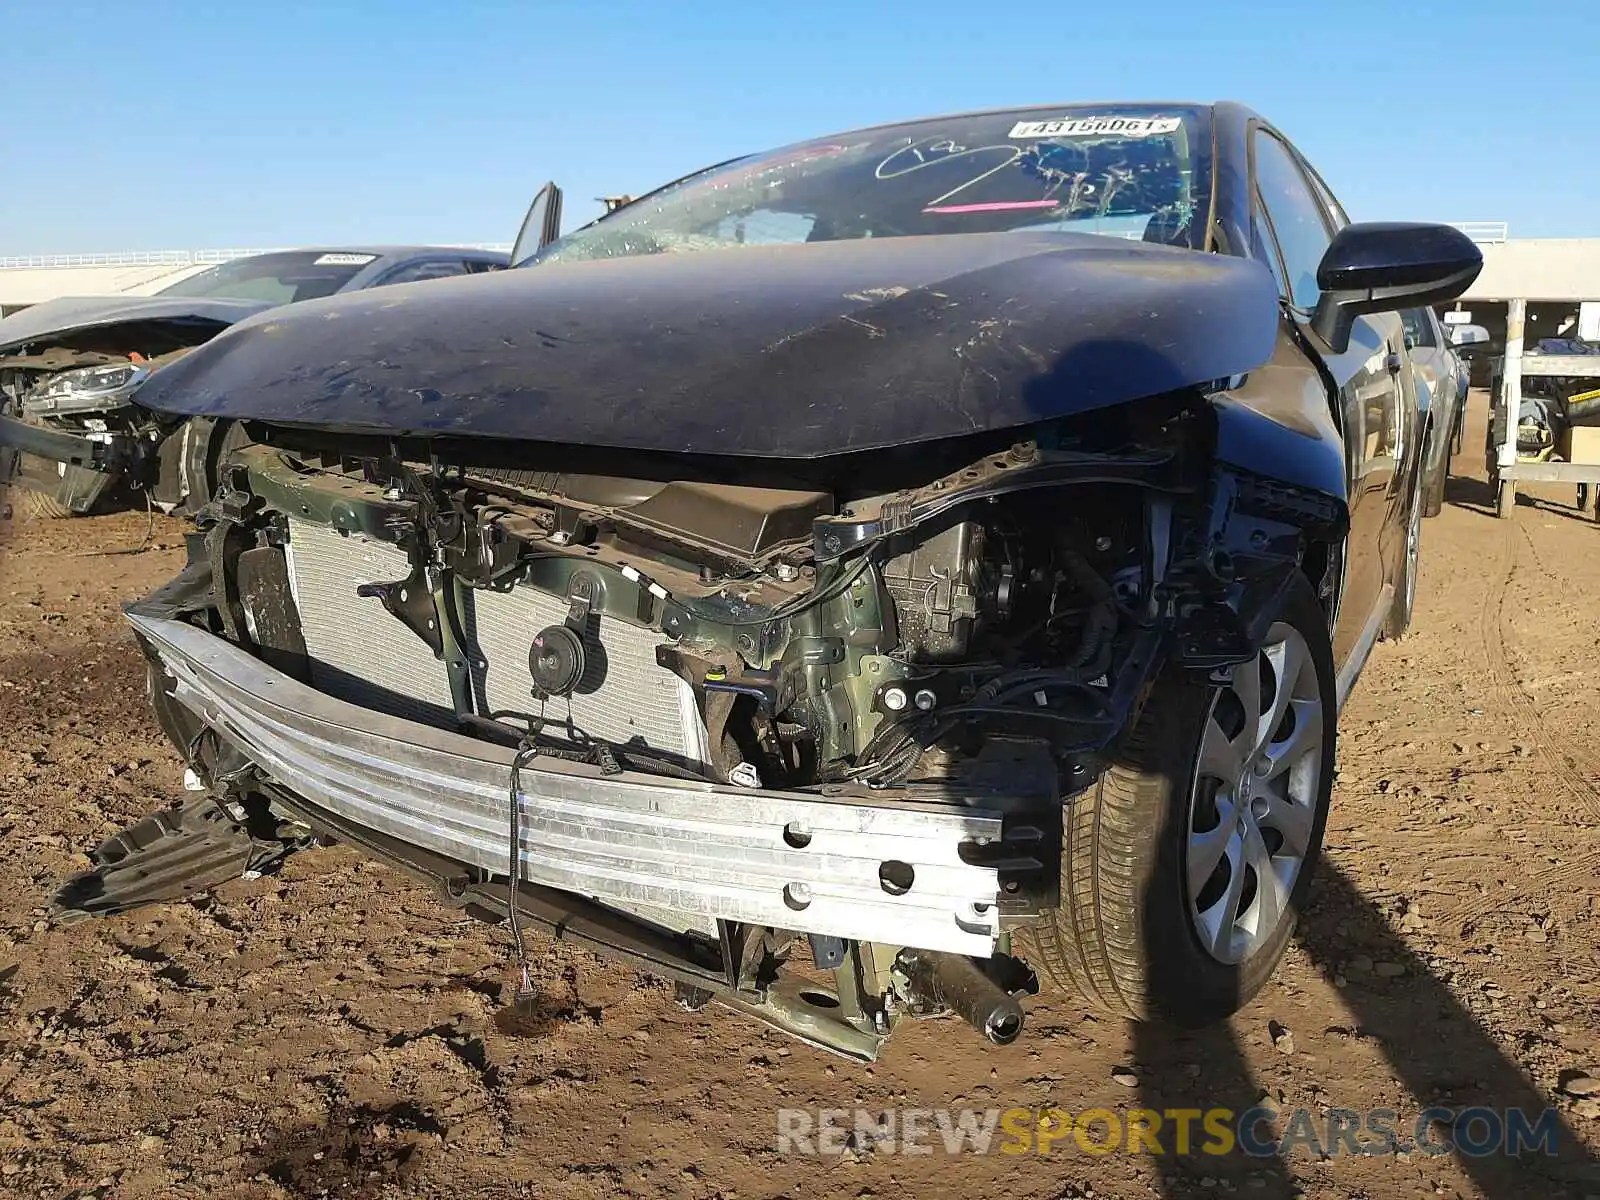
left=1012, top=575, right=1336, bottom=1026
left=1421, top=420, right=1448, bottom=519
left=1383, top=468, right=1424, bottom=639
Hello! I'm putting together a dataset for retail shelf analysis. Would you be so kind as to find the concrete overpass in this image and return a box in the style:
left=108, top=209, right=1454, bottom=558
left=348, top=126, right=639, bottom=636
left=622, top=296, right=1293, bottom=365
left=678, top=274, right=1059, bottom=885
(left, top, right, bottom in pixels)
left=1468, top=238, right=1600, bottom=303
left=0, top=252, right=254, bottom=317
left=1443, top=234, right=1600, bottom=355
left=0, top=246, right=509, bottom=317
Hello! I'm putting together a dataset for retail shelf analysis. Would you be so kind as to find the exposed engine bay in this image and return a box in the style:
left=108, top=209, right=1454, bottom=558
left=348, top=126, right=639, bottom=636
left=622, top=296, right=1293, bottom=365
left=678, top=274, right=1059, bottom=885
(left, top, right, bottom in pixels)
left=110, top=392, right=1341, bottom=1057
left=205, top=395, right=1340, bottom=791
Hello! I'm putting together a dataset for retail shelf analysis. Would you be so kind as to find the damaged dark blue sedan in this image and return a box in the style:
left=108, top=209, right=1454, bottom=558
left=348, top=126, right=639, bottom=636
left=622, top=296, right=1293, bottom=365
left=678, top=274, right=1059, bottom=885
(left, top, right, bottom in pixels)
left=59, top=103, right=1480, bottom=1059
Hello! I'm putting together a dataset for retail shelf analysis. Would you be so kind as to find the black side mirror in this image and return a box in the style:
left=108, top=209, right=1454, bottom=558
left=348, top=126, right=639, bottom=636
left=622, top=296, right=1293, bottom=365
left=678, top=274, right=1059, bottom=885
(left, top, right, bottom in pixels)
left=1310, top=223, right=1483, bottom=353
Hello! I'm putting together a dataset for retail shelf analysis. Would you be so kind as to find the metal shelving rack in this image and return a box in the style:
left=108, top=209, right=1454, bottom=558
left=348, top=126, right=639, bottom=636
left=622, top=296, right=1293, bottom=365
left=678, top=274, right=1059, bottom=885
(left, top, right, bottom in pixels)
left=1491, top=297, right=1600, bottom=519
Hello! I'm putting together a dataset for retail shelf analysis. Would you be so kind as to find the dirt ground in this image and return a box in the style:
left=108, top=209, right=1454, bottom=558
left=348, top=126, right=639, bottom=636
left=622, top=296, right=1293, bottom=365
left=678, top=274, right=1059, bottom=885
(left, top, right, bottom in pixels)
left=0, top=393, right=1596, bottom=1200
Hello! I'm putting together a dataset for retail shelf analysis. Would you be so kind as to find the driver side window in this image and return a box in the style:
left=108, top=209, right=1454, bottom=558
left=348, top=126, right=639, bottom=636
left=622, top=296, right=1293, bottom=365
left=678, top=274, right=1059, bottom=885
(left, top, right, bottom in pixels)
left=1252, top=130, right=1333, bottom=312
left=378, top=259, right=470, bottom=286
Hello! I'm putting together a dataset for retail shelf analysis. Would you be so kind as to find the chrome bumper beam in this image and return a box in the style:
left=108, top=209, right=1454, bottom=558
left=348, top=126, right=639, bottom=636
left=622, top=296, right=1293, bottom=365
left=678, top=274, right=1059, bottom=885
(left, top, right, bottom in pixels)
left=128, top=614, right=1004, bottom=956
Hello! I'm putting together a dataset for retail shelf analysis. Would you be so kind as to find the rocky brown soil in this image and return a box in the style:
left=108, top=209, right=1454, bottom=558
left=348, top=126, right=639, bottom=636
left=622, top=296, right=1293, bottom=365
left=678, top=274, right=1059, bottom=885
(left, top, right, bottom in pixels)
left=0, top=395, right=1596, bottom=1199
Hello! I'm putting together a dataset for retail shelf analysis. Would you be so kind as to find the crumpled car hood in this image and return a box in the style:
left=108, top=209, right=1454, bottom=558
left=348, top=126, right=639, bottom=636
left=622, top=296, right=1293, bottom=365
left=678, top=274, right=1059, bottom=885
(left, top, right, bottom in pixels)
left=134, top=232, right=1280, bottom=459
left=0, top=296, right=275, bottom=355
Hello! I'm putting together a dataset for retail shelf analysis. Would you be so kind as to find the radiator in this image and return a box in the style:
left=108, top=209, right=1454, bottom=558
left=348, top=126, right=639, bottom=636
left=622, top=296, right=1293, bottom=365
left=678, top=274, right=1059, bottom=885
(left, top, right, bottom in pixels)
left=282, top=520, right=707, bottom=764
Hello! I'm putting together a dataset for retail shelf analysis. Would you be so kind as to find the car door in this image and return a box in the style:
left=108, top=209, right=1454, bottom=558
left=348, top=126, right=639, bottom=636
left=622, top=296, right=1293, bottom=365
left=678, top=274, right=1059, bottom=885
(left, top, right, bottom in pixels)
left=510, top=182, right=564, bottom=266
left=1407, top=306, right=1467, bottom=449
left=1401, top=307, right=1447, bottom=414
left=1431, top=309, right=1465, bottom=411
left=1249, top=127, right=1413, bottom=674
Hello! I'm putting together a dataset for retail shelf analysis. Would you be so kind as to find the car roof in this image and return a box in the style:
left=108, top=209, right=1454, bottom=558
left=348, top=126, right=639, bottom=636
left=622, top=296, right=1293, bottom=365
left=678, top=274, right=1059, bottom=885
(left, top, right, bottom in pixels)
left=762, top=101, right=1227, bottom=147
left=246, top=245, right=507, bottom=260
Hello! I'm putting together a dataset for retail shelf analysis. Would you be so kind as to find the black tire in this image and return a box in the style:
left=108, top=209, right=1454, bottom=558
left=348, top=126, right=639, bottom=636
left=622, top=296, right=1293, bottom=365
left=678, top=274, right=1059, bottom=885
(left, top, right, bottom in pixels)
left=1420, top=420, right=1447, bottom=519
left=1382, top=468, right=1424, bottom=640
left=23, top=489, right=77, bottom=520
left=1011, top=575, right=1336, bottom=1026
left=1420, top=465, right=1446, bottom=518
left=1485, top=390, right=1505, bottom=478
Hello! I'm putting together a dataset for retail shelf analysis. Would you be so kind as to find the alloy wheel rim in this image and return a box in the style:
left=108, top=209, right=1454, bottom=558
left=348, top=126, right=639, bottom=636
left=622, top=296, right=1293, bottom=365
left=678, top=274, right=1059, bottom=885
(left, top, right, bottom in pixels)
left=1186, top=622, right=1323, bottom=965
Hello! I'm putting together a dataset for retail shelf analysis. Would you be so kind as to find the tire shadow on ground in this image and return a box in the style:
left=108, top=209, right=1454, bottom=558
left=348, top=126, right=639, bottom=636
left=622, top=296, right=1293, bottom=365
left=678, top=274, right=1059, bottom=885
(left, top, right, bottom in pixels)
left=1445, top=473, right=1499, bottom=515
left=1130, top=862, right=1596, bottom=1199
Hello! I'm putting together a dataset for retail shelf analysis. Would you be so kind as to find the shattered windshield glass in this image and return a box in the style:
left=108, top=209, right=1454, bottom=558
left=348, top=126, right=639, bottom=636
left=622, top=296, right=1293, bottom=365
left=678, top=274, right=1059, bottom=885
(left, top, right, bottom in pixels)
left=527, top=106, right=1209, bottom=267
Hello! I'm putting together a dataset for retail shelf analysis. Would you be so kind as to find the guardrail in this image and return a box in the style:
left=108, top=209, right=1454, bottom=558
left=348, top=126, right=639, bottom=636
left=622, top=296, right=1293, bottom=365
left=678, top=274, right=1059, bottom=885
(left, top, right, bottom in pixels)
left=1446, top=221, right=1510, bottom=244
left=0, top=244, right=514, bottom=271
left=0, top=249, right=280, bottom=269
left=1, top=226, right=1513, bottom=270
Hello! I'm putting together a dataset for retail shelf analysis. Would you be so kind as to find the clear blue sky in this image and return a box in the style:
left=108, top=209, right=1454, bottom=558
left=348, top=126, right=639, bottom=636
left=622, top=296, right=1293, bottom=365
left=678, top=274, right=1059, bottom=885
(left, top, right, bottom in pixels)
left=0, top=0, right=1591, bottom=254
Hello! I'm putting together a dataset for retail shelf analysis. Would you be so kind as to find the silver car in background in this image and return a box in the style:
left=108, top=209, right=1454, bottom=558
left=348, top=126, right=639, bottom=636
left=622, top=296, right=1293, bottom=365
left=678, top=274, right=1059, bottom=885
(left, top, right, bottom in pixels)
left=0, top=246, right=510, bottom=518
left=1404, top=306, right=1466, bottom=516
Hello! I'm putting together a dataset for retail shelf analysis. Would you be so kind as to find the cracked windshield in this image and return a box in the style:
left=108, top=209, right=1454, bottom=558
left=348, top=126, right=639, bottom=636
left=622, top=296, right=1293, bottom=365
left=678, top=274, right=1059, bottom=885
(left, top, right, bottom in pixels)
left=527, top=107, right=1207, bottom=266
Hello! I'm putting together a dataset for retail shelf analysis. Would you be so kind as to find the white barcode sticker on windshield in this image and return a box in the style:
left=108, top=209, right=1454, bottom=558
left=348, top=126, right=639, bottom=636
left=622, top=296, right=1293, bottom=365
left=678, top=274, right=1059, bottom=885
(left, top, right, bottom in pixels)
left=312, top=253, right=378, bottom=266
left=1008, top=115, right=1182, bottom=140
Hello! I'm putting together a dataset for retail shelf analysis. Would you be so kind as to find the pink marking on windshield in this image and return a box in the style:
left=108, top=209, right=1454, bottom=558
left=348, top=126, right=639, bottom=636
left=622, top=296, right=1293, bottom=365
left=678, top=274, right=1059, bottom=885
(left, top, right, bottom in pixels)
left=922, top=199, right=1061, bottom=214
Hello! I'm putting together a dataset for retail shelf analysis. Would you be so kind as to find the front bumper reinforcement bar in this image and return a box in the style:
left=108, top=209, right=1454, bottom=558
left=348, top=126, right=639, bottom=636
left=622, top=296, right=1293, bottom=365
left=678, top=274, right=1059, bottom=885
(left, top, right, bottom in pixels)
left=0, top=413, right=120, bottom=470
left=128, top=612, right=1005, bottom=956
